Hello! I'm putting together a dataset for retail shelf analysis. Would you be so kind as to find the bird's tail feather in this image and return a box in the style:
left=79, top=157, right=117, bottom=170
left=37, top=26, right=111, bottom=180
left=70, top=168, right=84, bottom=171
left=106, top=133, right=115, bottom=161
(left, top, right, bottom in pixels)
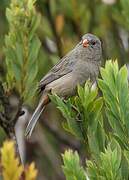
left=25, top=100, right=45, bottom=138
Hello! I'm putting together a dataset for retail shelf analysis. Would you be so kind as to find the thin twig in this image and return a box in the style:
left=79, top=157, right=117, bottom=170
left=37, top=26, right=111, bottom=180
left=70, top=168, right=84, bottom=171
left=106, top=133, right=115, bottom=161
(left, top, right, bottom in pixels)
left=45, top=0, right=63, bottom=58
left=87, top=0, right=95, bottom=33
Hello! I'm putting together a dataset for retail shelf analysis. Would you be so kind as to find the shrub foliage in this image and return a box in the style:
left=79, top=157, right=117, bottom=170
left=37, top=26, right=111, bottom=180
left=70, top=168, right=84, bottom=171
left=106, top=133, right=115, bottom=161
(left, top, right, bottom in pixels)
left=50, top=60, right=129, bottom=180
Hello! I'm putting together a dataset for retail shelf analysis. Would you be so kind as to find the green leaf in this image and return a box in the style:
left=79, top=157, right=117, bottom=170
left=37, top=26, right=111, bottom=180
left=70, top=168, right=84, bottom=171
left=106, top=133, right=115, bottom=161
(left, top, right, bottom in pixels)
left=49, top=94, right=83, bottom=139
left=12, top=63, right=21, bottom=82
left=87, top=140, right=122, bottom=180
left=99, top=60, right=129, bottom=150
left=84, top=88, right=98, bottom=109
left=121, top=150, right=129, bottom=179
left=91, top=97, right=103, bottom=115
left=5, top=48, right=16, bottom=65
left=28, top=0, right=36, bottom=10
left=26, top=63, right=38, bottom=85
left=6, top=8, right=13, bottom=23
left=28, top=36, right=41, bottom=66
left=29, top=15, right=41, bottom=41
left=109, top=138, right=122, bottom=170
left=77, top=84, right=84, bottom=104
left=15, top=42, right=23, bottom=66
left=23, top=82, right=37, bottom=103
left=62, top=150, right=86, bottom=180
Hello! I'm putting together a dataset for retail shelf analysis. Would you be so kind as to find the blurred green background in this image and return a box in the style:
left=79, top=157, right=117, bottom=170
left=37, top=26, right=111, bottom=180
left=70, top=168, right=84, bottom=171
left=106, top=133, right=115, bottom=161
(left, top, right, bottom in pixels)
left=0, top=0, right=129, bottom=179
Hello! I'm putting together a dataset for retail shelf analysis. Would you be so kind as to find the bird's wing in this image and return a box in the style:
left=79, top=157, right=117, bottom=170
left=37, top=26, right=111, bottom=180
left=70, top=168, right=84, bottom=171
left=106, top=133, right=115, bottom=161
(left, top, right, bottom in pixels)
left=39, top=51, right=76, bottom=91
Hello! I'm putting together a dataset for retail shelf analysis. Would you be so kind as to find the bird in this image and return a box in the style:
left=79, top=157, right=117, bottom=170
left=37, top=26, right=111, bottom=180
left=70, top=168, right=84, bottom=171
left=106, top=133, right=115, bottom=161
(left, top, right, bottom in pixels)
left=25, top=33, right=102, bottom=138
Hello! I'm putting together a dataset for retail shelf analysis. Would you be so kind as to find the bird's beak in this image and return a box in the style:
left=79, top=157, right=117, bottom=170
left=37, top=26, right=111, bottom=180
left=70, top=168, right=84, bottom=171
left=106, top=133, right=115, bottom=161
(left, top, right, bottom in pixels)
left=82, top=39, right=89, bottom=47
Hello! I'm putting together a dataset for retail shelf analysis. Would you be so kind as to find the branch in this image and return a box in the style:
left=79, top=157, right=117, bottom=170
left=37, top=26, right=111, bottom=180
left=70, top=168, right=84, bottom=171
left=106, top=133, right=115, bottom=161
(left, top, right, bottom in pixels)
left=87, top=0, right=95, bottom=33
left=0, top=81, right=22, bottom=163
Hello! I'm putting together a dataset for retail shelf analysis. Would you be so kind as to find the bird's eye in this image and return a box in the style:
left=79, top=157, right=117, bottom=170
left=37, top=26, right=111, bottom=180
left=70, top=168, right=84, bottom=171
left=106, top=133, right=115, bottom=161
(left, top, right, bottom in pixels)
left=91, top=41, right=96, bottom=45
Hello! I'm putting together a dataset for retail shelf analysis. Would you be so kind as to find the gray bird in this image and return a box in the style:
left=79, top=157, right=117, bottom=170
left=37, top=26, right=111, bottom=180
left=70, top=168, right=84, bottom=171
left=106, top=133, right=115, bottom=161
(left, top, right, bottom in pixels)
left=25, top=33, right=102, bottom=138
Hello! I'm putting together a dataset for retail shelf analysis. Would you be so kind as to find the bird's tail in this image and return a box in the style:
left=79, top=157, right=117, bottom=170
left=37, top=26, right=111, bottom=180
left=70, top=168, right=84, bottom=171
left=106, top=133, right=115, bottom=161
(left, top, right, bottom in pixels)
left=25, top=94, right=48, bottom=138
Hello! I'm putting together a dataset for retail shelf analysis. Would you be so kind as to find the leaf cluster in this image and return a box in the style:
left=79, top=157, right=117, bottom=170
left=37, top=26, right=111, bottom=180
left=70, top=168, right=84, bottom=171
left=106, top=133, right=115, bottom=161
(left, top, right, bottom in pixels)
left=0, top=140, right=37, bottom=180
left=50, top=60, right=129, bottom=179
left=5, top=0, right=41, bottom=102
left=62, top=149, right=86, bottom=180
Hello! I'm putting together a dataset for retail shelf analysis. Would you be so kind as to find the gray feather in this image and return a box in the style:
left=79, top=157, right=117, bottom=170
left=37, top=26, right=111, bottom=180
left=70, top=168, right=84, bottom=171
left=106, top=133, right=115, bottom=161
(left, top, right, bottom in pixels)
left=25, top=101, right=45, bottom=138
left=26, top=33, right=102, bottom=138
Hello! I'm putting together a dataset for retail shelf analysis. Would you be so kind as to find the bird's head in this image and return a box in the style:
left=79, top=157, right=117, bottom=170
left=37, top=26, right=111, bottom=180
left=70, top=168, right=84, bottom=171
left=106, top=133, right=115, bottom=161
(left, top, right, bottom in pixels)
left=78, top=33, right=102, bottom=62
